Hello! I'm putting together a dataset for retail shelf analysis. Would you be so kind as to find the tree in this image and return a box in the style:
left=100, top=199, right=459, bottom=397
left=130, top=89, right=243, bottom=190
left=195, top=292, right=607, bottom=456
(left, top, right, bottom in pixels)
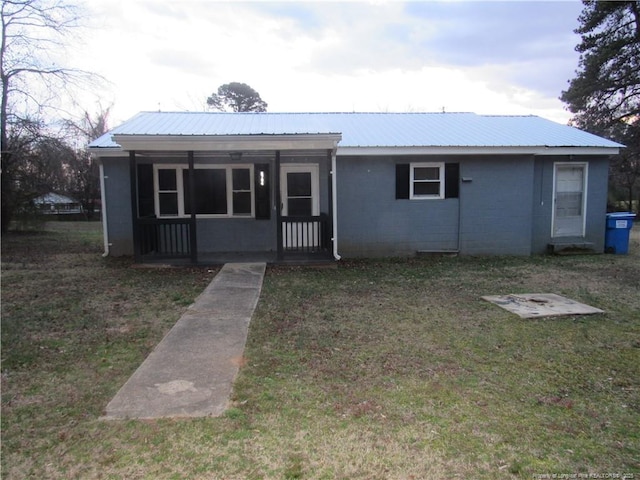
left=560, top=1, right=640, bottom=211
left=1, top=0, right=92, bottom=232
left=2, top=118, right=73, bottom=224
left=64, top=106, right=110, bottom=219
left=206, top=82, right=268, bottom=112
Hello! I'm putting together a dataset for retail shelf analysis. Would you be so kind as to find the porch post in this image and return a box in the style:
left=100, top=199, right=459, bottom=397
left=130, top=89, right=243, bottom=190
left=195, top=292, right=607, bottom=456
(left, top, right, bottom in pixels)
left=129, top=150, right=141, bottom=262
left=331, top=148, right=340, bottom=260
left=275, top=150, right=283, bottom=261
left=188, top=151, right=198, bottom=264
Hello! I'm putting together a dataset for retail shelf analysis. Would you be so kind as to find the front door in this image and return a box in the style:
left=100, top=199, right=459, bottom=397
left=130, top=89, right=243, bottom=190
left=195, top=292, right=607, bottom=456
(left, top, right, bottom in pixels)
left=553, top=163, right=587, bottom=237
left=280, top=164, right=320, bottom=248
left=281, top=164, right=319, bottom=216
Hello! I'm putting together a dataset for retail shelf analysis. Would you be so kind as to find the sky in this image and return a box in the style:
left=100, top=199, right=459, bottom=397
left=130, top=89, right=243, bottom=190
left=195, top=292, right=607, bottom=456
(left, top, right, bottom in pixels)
left=69, top=0, right=585, bottom=127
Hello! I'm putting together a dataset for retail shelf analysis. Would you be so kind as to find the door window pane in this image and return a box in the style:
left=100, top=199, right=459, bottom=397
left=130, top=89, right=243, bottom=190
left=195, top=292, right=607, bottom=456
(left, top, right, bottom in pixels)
left=288, top=198, right=312, bottom=216
left=556, top=192, right=583, bottom=216
left=287, top=172, right=312, bottom=197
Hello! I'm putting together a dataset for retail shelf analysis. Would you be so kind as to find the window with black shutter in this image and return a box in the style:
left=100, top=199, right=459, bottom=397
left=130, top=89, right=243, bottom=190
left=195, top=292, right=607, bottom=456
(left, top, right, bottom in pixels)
left=395, top=162, right=459, bottom=200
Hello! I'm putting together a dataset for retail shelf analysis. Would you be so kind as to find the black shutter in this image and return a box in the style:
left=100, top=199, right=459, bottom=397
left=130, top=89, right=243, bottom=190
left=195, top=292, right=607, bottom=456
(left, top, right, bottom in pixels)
left=255, top=163, right=271, bottom=219
left=445, top=163, right=459, bottom=199
left=137, top=164, right=154, bottom=217
left=396, top=164, right=410, bottom=199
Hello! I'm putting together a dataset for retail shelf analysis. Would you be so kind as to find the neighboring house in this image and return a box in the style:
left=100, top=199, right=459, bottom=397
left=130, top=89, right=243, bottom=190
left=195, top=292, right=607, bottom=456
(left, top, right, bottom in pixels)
left=34, top=193, right=83, bottom=215
left=88, top=111, right=622, bottom=263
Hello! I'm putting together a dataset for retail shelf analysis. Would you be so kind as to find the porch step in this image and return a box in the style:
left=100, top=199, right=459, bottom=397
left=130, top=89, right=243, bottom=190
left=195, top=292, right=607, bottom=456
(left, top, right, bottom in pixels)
left=547, top=241, right=597, bottom=255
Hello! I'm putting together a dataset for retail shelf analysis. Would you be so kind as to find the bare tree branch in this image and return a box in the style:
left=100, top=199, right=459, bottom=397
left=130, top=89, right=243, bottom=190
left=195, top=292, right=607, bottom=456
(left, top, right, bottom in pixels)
left=1, top=0, right=102, bottom=232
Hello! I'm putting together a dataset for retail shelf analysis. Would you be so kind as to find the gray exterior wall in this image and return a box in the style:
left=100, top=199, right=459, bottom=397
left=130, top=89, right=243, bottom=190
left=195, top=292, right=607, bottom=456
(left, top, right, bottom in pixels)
left=458, top=155, right=534, bottom=255
left=102, top=157, right=134, bottom=256
left=531, top=156, right=609, bottom=253
left=100, top=152, right=331, bottom=256
left=192, top=154, right=330, bottom=253
left=336, top=155, right=460, bottom=257
left=149, top=154, right=279, bottom=254
left=101, top=150, right=610, bottom=259
left=196, top=218, right=275, bottom=252
left=336, top=154, right=608, bottom=257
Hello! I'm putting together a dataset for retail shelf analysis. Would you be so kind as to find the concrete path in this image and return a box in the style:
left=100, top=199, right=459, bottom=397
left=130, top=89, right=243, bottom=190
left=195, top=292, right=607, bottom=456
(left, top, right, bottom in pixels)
left=103, top=263, right=266, bottom=420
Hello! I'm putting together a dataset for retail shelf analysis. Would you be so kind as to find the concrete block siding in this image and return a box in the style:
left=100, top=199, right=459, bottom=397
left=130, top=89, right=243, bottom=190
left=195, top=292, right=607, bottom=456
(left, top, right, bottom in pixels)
left=336, top=154, right=608, bottom=257
left=103, top=153, right=609, bottom=259
left=337, top=155, right=536, bottom=256
left=102, top=157, right=134, bottom=256
left=336, top=156, right=459, bottom=256
left=457, top=156, right=534, bottom=255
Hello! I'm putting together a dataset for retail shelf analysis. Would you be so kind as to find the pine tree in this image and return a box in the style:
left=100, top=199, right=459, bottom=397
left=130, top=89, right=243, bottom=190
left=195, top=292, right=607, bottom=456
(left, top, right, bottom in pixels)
left=561, top=1, right=640, bottom=211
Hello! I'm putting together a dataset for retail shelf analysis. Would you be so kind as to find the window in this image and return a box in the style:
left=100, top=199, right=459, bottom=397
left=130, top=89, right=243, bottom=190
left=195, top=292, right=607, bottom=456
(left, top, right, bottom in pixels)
left=154, top=165, right=254, bottom=218
left=410, top=163, right=444, bottom=199
left=232, top=168, right=252, bottom=215
left=157, top=168, right=179, bottom=216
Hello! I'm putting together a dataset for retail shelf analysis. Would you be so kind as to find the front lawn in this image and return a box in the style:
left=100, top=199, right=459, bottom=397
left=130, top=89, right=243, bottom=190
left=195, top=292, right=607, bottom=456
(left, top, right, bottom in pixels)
left=2, top=223, right=639, bottom=479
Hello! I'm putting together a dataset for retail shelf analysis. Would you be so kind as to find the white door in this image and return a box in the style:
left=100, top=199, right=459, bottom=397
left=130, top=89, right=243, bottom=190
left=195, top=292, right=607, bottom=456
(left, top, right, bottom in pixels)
left=553, top=164, right=587, bottom=237
left=280, top=165, right=320, bottom=248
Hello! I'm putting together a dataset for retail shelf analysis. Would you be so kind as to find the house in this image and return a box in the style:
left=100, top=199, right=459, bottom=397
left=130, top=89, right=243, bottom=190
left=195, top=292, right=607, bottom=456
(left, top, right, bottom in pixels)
left=88, top=111, right=622, bottom=263
left=34, top=192, right=83, bottom=215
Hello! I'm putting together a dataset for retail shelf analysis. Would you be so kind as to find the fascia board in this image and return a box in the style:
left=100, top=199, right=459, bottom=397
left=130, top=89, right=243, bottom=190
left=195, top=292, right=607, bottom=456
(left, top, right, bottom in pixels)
left=111, top=134, right=342, bottom=152
left=89, top=148, right=126, bottom=158
left=336, top=146, right=621, bottom=156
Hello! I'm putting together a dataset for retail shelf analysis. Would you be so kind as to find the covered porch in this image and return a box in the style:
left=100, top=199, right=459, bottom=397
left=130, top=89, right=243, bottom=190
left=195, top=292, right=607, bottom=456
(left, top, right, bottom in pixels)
left=117, top=132, right=341, bottom=265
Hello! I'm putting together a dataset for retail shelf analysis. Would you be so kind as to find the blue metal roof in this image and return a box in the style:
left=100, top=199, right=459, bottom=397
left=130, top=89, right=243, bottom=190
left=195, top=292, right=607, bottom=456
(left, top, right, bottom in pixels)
left=89, top=111, right=623, bottom=149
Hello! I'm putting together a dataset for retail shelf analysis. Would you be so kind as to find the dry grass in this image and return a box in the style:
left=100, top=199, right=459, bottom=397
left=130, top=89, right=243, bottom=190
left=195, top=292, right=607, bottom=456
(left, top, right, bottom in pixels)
left=2, top=222, right=639, bottom=479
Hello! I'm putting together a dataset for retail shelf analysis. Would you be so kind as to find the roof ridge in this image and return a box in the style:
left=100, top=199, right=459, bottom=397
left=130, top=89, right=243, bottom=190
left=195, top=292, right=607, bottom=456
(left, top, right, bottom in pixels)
left=478, top=114, right=537, bottom=118
left=137, top=111, right=477, bottom=115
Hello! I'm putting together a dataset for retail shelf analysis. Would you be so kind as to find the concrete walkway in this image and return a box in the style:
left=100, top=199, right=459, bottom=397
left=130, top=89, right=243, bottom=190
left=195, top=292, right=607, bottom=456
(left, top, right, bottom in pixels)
left=103, top=263, right=266, bottom=420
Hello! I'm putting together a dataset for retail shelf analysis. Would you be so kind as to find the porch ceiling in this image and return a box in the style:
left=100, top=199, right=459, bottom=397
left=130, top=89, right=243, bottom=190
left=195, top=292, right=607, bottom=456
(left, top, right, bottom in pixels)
left=112, top=133, right=342, bottom=153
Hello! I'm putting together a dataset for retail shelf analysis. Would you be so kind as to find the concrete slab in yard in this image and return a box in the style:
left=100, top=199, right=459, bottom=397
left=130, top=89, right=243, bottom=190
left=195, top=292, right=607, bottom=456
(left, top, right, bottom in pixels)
left=482, top=293, right=604, bottom=319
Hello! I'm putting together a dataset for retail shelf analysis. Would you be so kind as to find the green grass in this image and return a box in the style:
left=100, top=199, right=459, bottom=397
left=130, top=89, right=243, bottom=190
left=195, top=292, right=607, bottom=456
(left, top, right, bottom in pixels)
left=2, top=223, right=639, bottom=479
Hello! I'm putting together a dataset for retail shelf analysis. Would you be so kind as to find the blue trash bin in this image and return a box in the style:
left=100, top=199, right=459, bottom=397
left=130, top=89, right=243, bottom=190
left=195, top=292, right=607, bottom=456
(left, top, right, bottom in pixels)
left=605, top=212, right=636, bottom=254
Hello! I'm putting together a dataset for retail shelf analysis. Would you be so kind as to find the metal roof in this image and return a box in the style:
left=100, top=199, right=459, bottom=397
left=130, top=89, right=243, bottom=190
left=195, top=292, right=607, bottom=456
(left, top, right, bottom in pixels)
left=89, top=111, right=623, bottom=150
left=34, top=193, right=79, bottom=204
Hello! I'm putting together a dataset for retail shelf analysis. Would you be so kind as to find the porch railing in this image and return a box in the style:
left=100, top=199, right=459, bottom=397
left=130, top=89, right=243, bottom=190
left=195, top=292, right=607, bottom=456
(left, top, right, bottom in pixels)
left=135, top=215, right=330, bottom=261
left=281, top=214, right=330, bottom=253
left=138, top=218, right=192, bottom=258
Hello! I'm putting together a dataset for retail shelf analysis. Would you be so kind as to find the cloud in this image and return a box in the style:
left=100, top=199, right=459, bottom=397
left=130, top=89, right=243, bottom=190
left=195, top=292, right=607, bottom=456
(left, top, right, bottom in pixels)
left=248, top=1, right=582, bottom=98
left=405, top=2, right=581, bottom=64
left=69, top=0, right=582, bottom=125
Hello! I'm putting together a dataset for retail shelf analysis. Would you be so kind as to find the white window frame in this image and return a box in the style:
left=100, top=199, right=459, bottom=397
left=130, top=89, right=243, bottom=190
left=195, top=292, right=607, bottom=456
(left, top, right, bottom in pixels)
left=230, top=167, right=254, bottom=217
left=154, top=166, right=183, bottom=217
left=410, top=162, right=445, bottom=200
left=153, top=164, right=254, bottom=218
